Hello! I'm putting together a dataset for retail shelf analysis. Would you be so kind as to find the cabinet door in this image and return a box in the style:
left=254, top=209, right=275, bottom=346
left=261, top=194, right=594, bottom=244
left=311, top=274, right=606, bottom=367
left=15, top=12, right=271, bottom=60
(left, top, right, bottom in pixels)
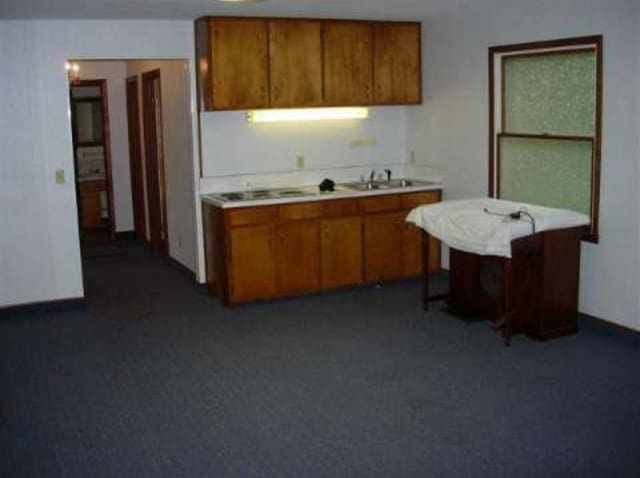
left=276, top=221, right=321, bottom=294
left=321, top=216, right=363, bottom=289
left=363, top=212, right=405, bottom=282
left=228, top=225, right=277, bottom=303
left=269, top=19, right=323, bottom=107
left=210, top=18, right=269, bottom=110
left=323, top=21, right=373, bottom=106
left=373, top=22, right=421, bottom=105
left=81, top=190, right=104, bottom=228
left=403, top=223, right=440, bottom=276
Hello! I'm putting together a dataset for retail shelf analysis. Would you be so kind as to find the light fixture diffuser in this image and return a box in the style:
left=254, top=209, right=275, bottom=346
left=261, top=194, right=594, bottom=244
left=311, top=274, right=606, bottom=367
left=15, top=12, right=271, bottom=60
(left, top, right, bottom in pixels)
left=247, top=107, right=369, bottom=123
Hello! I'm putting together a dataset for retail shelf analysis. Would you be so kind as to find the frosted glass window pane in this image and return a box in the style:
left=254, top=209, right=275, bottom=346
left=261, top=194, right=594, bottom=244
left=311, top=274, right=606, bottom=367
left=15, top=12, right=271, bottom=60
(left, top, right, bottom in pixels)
left=499, top=136, right=592, bottom=215
left=503, top=50, right=596, bottom=136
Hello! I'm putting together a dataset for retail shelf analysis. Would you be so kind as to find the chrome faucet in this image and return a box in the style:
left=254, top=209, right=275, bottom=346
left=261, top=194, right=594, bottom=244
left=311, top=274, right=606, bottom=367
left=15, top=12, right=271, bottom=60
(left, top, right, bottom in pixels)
left=369, top=170, right=376, bottom=182
left=385, top=169, right=392, bottom=182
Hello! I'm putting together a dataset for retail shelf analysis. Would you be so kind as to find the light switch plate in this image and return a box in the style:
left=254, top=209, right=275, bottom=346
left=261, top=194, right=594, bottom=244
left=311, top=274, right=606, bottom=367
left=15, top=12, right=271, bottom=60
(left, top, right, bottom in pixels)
left=55, top=169, right=65, bottom=184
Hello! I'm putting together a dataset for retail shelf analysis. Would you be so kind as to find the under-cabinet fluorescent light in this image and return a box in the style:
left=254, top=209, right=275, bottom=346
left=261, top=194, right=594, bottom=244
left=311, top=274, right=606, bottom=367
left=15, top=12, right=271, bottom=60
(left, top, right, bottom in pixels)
left=247, top=107, right=369, bottom=123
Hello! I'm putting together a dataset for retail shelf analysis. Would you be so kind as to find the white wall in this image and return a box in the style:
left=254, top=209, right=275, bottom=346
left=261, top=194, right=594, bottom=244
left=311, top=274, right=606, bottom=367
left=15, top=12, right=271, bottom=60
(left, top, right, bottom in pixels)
left=0, top=20, right=200, bottom=308
left=199, top=107, right=412, bottom=193
left=126, top=60, right=196, bottom=272
left=77, top=60, right=133, bottom=232
left=408, top=0, right=640, bottom=330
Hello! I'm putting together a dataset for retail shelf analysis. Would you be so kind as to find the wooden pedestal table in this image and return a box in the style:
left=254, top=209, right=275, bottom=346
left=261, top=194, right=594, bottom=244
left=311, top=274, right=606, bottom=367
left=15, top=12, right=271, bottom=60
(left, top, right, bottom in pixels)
left=421, top=226, right=586, bottom=346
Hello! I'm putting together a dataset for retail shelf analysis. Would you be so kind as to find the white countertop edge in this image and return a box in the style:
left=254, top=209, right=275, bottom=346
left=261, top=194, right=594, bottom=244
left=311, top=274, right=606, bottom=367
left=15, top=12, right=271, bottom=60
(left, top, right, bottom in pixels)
left=201, top=183, right=443, bottom=209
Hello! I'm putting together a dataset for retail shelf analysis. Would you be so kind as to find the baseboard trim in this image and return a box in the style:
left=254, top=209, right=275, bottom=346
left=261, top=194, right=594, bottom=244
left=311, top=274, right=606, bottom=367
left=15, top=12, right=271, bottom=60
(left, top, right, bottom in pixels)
left=166, top=255, right=197, bottom=281
left=0, top=297, right=86, bottom=319
left=580, top=314, right=640, bottom=347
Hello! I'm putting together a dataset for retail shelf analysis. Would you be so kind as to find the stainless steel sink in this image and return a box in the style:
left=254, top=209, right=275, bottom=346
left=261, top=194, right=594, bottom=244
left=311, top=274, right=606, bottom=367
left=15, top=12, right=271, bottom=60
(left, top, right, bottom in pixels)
left=343, top=178, right=435, bottom=191
left=275, top=189, right=305, bottom=197
left=343, top=181, right=382, bottom=191
left=386, top=179, right=416, bottom=188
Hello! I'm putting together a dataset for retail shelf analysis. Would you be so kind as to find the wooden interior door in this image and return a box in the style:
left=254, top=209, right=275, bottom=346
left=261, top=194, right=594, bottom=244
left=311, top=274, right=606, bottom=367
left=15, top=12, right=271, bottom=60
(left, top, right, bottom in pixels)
left=373, top=22, right=421, bottom=104
left=269, top=19, right=323, bottom=107
left=210, top=17, right=269, bottom=110
left=142, top=69, right=169, bottom=255
left=363, top=212, right=405, bottom=282
left=125, top=76, right=147, bottom=241
left=323, top=21, right=373, bottom=106
left=276, top=221, right=321, bottom=294
left=321, top=216, right=363, bottom=289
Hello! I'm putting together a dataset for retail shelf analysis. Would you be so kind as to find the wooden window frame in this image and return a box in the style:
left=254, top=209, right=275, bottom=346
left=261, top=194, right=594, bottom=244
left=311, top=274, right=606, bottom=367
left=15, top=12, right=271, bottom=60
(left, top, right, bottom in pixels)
left=488, top=35, right=603, bottom=242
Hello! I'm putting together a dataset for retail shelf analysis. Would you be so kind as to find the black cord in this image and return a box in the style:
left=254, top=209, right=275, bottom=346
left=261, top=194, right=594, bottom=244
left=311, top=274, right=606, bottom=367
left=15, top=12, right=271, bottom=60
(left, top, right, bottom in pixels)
left=483, top=207, right=536, bottom=236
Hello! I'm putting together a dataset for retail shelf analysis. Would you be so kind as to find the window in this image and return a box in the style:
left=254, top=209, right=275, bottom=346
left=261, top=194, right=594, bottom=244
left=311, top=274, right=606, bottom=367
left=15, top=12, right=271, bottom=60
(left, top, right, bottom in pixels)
left=489, top=36, right=603, bottom=241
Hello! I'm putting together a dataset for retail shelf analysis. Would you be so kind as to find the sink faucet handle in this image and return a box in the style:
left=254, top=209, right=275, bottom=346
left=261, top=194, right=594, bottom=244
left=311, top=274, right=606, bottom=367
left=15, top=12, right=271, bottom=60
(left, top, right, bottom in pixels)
left=385, top=169, right=392, bottom=181
left=369, top=169, right=376, bottom=182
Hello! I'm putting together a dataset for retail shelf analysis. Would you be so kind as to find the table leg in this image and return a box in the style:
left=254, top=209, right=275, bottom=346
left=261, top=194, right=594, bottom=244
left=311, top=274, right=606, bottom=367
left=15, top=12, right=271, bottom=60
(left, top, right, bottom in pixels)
left=502, top=258, right=513, bottom=346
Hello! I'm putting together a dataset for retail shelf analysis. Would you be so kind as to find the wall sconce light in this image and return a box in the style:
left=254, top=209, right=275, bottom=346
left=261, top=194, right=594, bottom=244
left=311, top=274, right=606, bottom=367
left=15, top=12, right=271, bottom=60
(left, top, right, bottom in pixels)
left=65, top=61, right=80, bottom=84
left=246, top=107, right=369, bottom=123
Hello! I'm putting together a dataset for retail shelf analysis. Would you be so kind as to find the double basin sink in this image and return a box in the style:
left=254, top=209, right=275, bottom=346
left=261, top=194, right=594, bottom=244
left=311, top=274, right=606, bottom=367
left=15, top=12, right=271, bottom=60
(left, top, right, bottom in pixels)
left=214, top=179, right=437, bottom=203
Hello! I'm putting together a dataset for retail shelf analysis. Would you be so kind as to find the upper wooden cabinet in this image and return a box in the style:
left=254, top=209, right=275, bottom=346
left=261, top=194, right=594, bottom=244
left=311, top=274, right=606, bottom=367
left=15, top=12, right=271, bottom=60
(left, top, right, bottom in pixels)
left=323, top=21, right=373, bottom=106
left=197, top=17, right=269, bottom=110
left=373, top=22, right=422, bottom=105
left=195, top=16, right=422, bottom=110
left=269, top=19, right=323, bottom=108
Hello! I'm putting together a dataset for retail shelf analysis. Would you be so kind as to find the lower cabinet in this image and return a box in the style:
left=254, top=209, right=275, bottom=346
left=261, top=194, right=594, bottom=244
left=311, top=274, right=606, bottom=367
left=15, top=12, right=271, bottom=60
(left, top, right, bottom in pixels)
left=403, top=222, right=440, bottom=276
left=321, top=216, right=363, bottom=289
left=228, top=225, right=277, bottom=302
left=276, top=221, right=321, bottom=294
left=204, top=189, right=442, bottom=305
left=363, top=212, right=405, bottom=282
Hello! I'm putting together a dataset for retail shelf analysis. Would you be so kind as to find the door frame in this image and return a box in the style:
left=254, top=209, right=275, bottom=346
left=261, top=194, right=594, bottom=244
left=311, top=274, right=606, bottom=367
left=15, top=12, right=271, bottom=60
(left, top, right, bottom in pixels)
left=141, top=69, right=169, bottom=255
left=125, top=75, right=147, bottom=241
left=70, top=78, right=116, bottom=242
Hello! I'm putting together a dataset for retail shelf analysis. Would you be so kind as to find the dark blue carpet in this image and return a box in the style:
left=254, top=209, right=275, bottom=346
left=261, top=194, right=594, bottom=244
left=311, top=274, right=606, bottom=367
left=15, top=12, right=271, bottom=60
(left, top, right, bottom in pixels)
left=1, top=242, right=639, bottom=477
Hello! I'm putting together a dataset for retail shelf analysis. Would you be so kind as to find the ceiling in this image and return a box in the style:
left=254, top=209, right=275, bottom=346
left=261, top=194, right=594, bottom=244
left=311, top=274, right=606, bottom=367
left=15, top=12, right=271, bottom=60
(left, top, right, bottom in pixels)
left=0, top=0, right=522, bottom=21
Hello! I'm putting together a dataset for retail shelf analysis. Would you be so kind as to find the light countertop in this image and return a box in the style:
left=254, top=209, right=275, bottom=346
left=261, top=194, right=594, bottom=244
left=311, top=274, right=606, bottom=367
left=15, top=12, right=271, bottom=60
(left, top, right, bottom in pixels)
left=201, top=179, right=443, bottom=209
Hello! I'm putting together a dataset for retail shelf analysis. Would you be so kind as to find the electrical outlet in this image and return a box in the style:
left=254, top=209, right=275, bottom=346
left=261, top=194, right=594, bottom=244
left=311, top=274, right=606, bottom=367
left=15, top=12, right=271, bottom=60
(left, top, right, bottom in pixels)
left=55, top=169, right=65, bottom=184
left=296, top=154, right=306, bottom=170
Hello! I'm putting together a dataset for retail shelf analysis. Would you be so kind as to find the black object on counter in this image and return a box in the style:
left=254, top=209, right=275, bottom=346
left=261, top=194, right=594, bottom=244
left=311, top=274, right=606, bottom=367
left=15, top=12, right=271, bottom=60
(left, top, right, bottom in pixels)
left=319, top=178, right=335, bottom=192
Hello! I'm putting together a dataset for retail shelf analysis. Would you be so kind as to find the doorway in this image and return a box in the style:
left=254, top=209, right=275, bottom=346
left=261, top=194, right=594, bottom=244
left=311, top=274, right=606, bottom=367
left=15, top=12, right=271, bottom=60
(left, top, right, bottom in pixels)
left=125, top=75, right=147, bottom=241
left=70, top=79, right=116, bottom=245
left=142, top=69, right=169, bottom=256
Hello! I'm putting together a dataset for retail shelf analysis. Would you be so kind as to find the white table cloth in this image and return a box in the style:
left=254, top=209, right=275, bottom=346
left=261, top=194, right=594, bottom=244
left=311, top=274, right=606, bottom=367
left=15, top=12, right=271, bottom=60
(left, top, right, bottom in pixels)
left=406, top=198, right=590, bottom=258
